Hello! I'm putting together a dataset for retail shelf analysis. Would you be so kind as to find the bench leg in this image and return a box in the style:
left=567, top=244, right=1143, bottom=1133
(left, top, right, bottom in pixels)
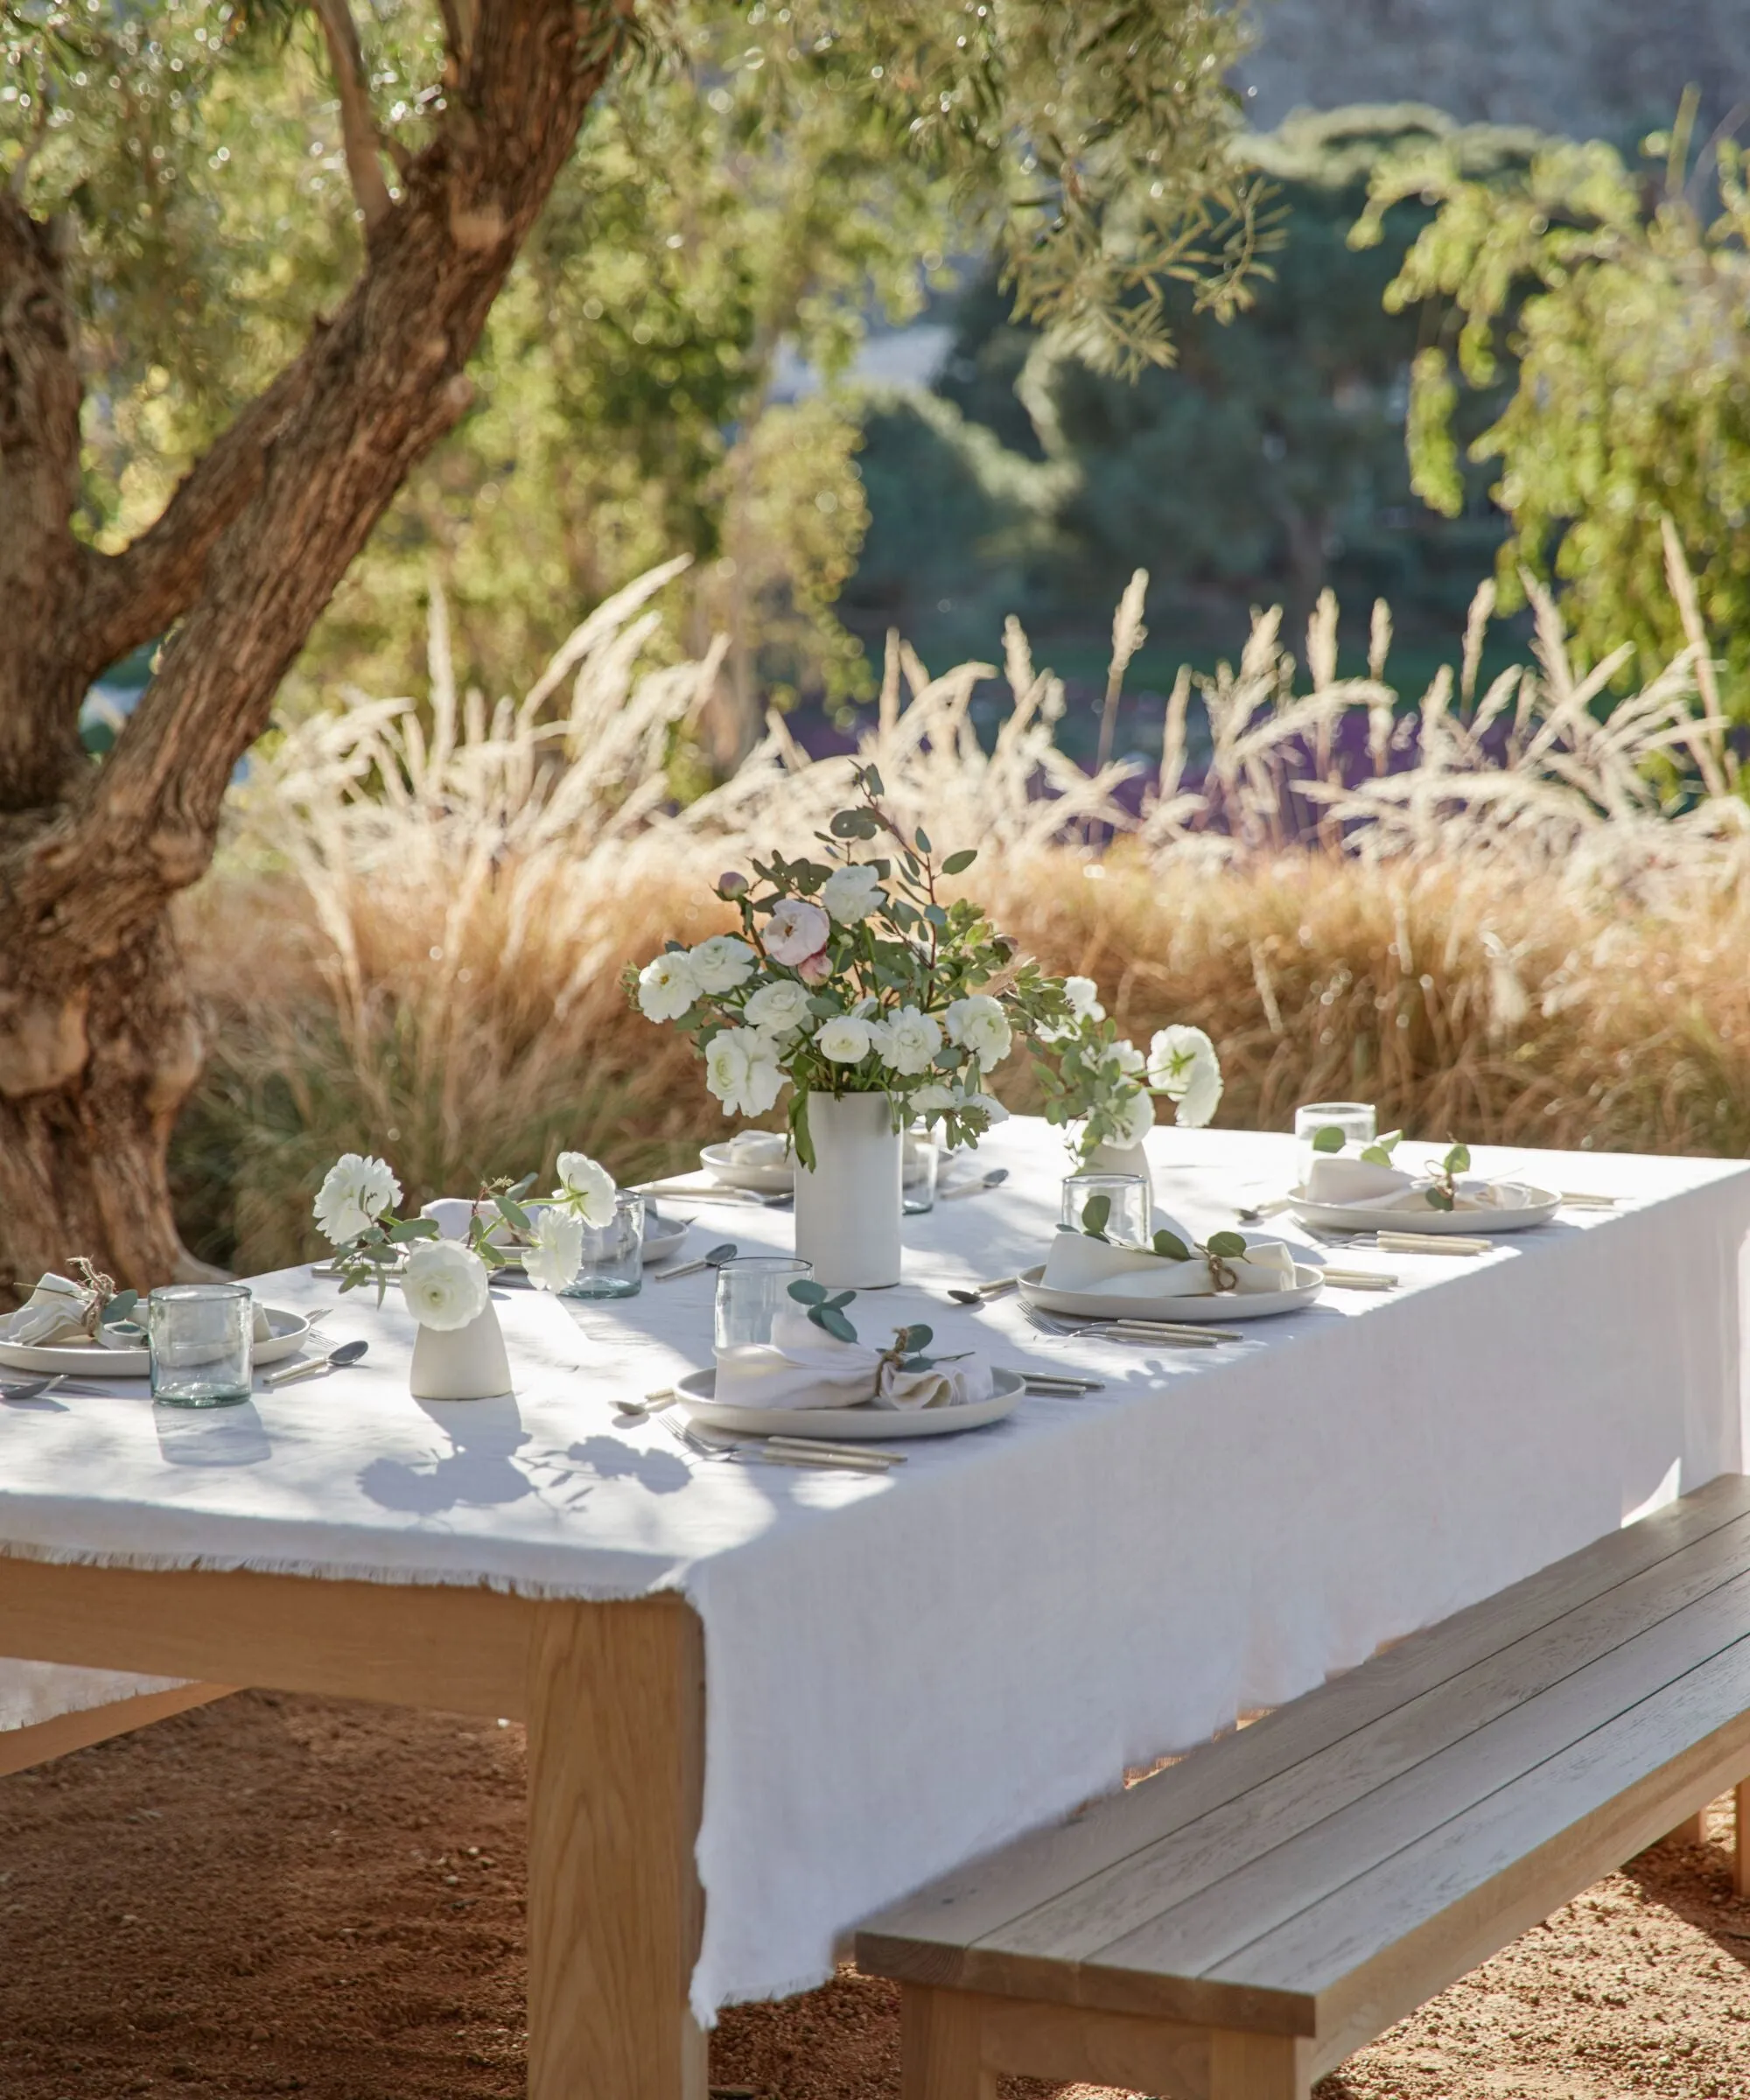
left=1210, top=2030, right=1313, bottom=2100
left=1737, top=1782, right=1750, bottom=1899
left=900, top=1987, right=996, bottom=2100
left=1664, top=1810, right=1705, bottom=1845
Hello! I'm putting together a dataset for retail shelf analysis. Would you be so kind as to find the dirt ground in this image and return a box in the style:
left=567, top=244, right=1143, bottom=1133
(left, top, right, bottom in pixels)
left=2, top=1693, right=1748, bottom=2100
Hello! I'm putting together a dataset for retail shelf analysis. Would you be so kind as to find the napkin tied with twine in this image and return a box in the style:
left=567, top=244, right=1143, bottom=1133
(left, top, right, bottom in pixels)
left=715, top=1306, right=994, bottom=1412
left=1304, top=1156, right=1535, bottom=1213
left=1041, top=1215, right=1295, bottom=1300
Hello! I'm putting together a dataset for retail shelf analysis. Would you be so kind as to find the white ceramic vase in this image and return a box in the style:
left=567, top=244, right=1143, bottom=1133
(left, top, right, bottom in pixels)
left=409, top=1298, right=514, bottom=1402
left=1085, top=1139, right=1155, bottom=1229
left=794, top=1091, right=903, bottom=1289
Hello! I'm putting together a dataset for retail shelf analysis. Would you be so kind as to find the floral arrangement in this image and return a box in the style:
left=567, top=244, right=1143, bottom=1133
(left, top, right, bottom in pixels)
left=627, top=763, right=1074, bottom=1163
left=311, top=1149, right=618, bottom=1328
left=1035, top=976, right=1223, bottom=1161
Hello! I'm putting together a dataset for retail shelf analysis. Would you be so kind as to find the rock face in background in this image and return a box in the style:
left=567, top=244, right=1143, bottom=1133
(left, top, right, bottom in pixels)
left=1239, top=0, right=1750, bottom=138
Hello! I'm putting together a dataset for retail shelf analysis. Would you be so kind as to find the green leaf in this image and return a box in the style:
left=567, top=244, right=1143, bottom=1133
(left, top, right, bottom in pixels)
left=901, top=1323, right=934, bottom=1352
left=914, top=827, right=932, bottom=853
left=1207, top=1230, right=1249, bottom=1258
left=1446, top=1143, right=1472, bottom=1174
left=788, top=1278, right=828, bottom=1304
left=102, top=1289, right=139, bottom=1325
left=387, top=1216, right=430, bottom=1242
left=1312, top=1124, right=1346, bottom=1153
left=941, top=848, right=976, bottom=875
left=1360, top=1144, right=1393, bottom=1166
left=1152, top=1229, right=1192, bottom=1261
left=1426, top=1186, right=1455, bottom=1211
left=862, top=765, right=885, bottom=797
left=495, top=1194, right=532, bottom=1234
left=824, top=1292, right=857, bottom=1311
left=1080, top=1193, right=1113, bottom=1237
left=508, top=1172, right=538, bottom=1199
left=829, top=809, right=863, bottom=837
left=816, top=1306, right=858, bottom=1344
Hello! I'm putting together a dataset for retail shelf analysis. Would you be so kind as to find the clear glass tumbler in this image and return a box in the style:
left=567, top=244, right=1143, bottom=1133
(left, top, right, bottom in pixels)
left=149, top=1284, right=255, bottom=1409
left=561, top=1192, right=646, bottom=1299
left=902, top=1126, right=940, bottom=1215
left=714, top=1256, right=814, bottom=1352
left=1294, top=1101, right=1377, bottom=1179
left=1059, top=1172, right=1151, bottom=1247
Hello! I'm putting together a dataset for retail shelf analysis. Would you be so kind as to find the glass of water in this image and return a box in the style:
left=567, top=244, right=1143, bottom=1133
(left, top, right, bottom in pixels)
left=902, top=1126, right=940, bottom=1215
left=561, top=1192, right=646, bottom=1299
left=1294, top=1101, right=1378, bottom=1177
left=714, top=1256, right=814, bottom=1352
left=148, top=1284, right=255, bottom=1409
left=1060, top=1172, right=1151, bottom=1247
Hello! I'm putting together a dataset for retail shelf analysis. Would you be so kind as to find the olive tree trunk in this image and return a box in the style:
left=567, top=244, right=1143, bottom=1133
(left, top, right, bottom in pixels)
left=0, top=0, right=628, bottom=1298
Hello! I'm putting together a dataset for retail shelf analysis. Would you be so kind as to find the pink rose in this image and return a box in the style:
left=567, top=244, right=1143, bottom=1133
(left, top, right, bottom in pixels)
left=764, top=897, right=831, bottom=969
left=797, top=948, right=834, bottom=984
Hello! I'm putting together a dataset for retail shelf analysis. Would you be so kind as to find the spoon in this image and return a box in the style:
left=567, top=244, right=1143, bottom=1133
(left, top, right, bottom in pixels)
left=653, top=1241, right=738, bottom=1284
left=940, top=1166, right=1010, bottom=1201
left=263, top=1338, right=368, bottom=1389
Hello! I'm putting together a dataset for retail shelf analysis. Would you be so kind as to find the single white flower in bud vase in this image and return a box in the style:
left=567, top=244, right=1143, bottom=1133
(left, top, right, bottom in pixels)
left=1148, top=1025, right=1223, bottom=1128
left=553, top=1150, right=617, bottom=1227
left=400, top=1240, right=492, bottom=1332
left=523, top=1207, right=586, bottom=1294
left=313, top=1153, right=402, bottom=1246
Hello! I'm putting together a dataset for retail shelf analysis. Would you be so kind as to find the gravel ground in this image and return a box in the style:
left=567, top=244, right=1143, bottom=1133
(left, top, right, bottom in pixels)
left=1, top=1692, right=1747, bottom=2099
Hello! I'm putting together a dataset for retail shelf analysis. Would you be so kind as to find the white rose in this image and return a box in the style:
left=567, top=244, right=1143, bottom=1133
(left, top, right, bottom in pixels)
left=819, top=863, right=886, bottom=925
left=524, top=1206, right=586, bottom=1293
left=876, top=1004, right=943, bottom=1077
left=943, top=993, right=1013, bottom=1068
left=1109, top=1088, right=1157, bottom=1147
left=638, top=949, right=700, bottom=1023
left=400, top=1239, right=491, bottom=1332
left=1064, top=976, right=1105, bottom=1021
left=1102, top=1039, right=1146, bottom=1077
left=1148, top=1025, right=1223, bottom=1129
left=744, top=979, right=813, bottom=1035
left=704, top=1028, right=787, bottom=1117
left=688, top=934, right=757, bottom=995
left=763, top=897, right=831, bottom=968
left=553, top=1150, right=617, bottom=1228
left=815, top=1013, right=878, bottom=1065
left=910, top=1082, right=957, bottom=1114
left=312, top=1152, right=402, bottom=1246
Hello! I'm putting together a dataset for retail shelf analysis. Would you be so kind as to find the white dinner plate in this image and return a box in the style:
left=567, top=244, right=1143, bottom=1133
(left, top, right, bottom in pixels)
left=674, top=1365, right=1025, bottom=1439
left=0, top=1307, right=313, bottom=1379
left=699, top=1143, right=795, bottom=1194
left=1288, top=1183, right=1561, bottom=1235
left=641, top=1213, right=690, bottom=1265
left=1018, top=1263, right=1325, bottom=1322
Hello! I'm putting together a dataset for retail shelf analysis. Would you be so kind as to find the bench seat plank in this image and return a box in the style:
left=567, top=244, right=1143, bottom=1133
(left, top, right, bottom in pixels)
left=859, top=1474, right=1750, bottom=2058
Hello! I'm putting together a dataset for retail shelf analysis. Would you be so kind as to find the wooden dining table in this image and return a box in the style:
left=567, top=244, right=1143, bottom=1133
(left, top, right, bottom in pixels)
left=2, top=1121, right=1747, bottom=2098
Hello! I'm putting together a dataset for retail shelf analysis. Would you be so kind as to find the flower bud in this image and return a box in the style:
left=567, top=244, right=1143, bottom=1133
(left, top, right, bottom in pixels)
left=718, top=871, right=749, bottom=897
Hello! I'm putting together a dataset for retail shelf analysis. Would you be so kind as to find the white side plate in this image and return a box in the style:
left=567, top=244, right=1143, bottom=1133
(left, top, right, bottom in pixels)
left=641, top=1214, right=690, bottom=1265
left=675, top=1365, right=1024, bottom=1439
left=699, top=1143, right=795, bottom=1194
left=1018, top=1264, right=1324, bottom=1322
left=0, top=1307, right=312, bottom=1379
left=1288, top=1184, right=1561, bottom=1234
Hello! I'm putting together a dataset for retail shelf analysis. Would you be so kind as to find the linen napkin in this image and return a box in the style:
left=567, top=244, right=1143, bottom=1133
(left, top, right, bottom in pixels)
left=714, top=1306, right=992, bottom=1412
left=1303, top=1155, right=1534, bottom=1214
left=0, top=1273, right=91, bottom=1347
left=1040, top=1217, right=1296, bottom=1299
left=724, top=1130, right=793, bottom=1168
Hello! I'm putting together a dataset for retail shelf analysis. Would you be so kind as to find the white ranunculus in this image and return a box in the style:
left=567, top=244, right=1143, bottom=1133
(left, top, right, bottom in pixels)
left=688, top=934, right=757, bottom=995
left=1148, top=1024, right=1223, bottom=1129
left=910, top=1082, right=957, bottom=1113
left=524, top=1206, right=586, bottom=1293
left=743, top=978, right=813, bottom=1035
left=638, top=948, right=701, bottom=1023
left=763, top=897, right=831, bottom=967
left=400, top=1239, right=491, bottom=1331
left=554, top=1150, right=617, bottom=1228
left=1102, top=1039, right=1146, bottom=1076
left=943, top=993, right=1013, bottom=1068
left=962, top=1089, right=1010, bottom=1125
left=876, top=1004, right=943, bottom=1077
left=815, top=1013, right=878, bottom=1065
left=1063, top=976, right=1105, bottom=1022
left=312, top=1152, right=402, bottom=1246
left=820, top=862, right=886, bottom=925
left=1109, top=1087, right=1157, bottom=1147
left=704, top=1027, right=787, bottom=1116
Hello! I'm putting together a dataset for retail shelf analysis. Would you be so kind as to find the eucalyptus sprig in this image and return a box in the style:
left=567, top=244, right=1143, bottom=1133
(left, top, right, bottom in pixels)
left=67, top=1256, right=139, bottom=1337
left=1310, top=1124, right=1404, bottom=1166
left=786, top=1278, right=959, bottom=1373
left=1424, top=1143, right=1472, bottom=1212
left=1070, top=1196, right=1251, bottom=1292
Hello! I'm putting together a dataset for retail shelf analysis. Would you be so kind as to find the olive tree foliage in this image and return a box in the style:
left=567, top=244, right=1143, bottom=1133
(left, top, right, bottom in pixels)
left=0, top=0, right=1264, bottom=1292
left=1354, top=96, right=1750, bottom=708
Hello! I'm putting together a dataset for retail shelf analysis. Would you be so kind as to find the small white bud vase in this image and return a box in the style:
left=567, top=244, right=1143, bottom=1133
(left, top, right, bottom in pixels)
left=794, top=1092, right=903, bottom=1289
left=409, top=1298, right=514, bottom=1402
left=1086, top=1139, right=1154, bottom=1229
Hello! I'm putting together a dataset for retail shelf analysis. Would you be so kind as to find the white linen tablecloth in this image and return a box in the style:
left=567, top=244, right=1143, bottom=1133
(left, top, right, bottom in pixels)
left=1, top=1122, right=1746, bottom=2019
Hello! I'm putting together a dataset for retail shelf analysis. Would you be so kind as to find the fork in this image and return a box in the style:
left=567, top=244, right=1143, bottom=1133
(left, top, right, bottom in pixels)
left=1020, top=1302, right=1237, bottom=1349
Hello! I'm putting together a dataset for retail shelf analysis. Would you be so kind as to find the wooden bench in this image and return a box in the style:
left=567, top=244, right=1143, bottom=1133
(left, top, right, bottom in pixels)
left=857, top=1472, right=1750, bottom=2100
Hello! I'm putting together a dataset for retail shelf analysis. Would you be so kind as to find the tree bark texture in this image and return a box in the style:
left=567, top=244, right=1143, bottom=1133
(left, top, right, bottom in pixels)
left=0, top=0, right=632, bottom=1298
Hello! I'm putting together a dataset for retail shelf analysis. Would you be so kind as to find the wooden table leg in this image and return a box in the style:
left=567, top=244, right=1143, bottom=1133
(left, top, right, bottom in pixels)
left=526, top=1597, right=708, bottom=2100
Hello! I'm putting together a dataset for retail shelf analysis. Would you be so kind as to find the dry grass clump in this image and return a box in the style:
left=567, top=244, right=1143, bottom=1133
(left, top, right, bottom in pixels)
left=173, top=551, right=1750, bottom=1270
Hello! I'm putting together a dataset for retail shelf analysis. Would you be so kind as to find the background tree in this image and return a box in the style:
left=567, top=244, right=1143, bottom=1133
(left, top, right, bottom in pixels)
left=1356, top=95, right=1750, bottom=710
left=0, top=0, right=1265, bottom=1293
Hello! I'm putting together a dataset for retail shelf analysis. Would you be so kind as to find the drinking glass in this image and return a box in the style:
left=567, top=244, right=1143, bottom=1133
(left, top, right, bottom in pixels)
left=1294, top=1101, right=1377, bottom=1178
left=714, top=1256, right=814, bottom=1352
left=902, top=1126, right=940, bottom=1215
left=148, top=1284, right=255, bottom=1409
left=1059, top=1172, right=1150, bottom=1248
left=561, top=1192, right=645, bottom=1300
